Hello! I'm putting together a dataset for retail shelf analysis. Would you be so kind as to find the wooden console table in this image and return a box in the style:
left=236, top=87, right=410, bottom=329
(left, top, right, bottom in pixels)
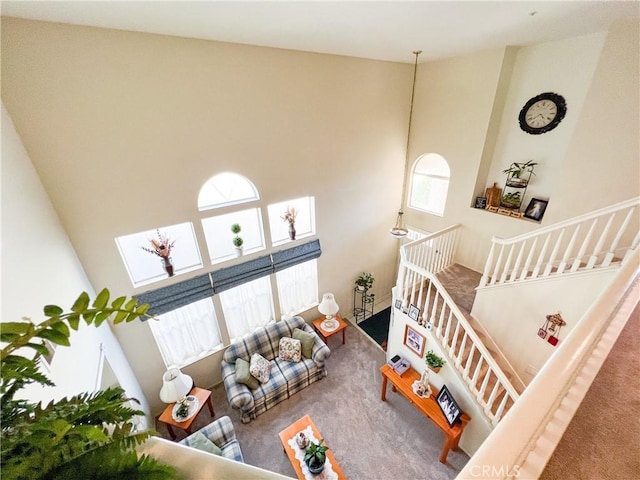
left=380, top=364, right=470, bottom=463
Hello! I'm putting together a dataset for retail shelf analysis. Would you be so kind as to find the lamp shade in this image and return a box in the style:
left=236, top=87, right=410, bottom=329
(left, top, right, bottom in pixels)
left=318, top=293, right=339, bottom=319
left=159, top=368, right=193, bottom=403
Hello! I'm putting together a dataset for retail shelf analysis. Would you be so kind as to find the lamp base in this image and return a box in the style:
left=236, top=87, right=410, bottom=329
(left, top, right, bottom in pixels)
left=321, top=318, right=339, bottom=331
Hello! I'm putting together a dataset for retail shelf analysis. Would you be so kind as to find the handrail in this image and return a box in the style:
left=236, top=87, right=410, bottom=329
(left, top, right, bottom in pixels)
left=480, top=197, right=639, bottom=287
left=457, top=252, right=639, bottom=479
left=396, top=225, right=519, bottom=424
left=490, top=197, right=639, bottom=246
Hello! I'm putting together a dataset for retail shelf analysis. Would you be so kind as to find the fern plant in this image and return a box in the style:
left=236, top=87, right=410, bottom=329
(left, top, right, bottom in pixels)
left=0, top=288, right=182, bottom=480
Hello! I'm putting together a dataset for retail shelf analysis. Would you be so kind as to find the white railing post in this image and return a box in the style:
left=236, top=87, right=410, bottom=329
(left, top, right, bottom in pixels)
left=480, top=242, right=496, bottom=287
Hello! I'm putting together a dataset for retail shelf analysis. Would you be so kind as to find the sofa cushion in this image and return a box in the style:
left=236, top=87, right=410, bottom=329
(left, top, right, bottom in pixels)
left=279, top=337, right=302, bottom=362
left=250, top=353, right=271, bottom=384
left=189, top=431, right=222, bottom=456
left=293, top=327, right=315, bottom=359
left=235, top=358, right=260, bottom=390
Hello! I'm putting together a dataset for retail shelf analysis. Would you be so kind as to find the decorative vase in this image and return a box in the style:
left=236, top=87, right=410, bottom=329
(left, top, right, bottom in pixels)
left=306, top=460, right=325, bottom=475
left=288, top=224, right=296, bottom=240
left=161, top=257, right=174, bottom=277
left=235, top=246, right=243, bottom=257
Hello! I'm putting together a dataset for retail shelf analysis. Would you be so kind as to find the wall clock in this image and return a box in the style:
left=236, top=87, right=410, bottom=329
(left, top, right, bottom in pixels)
left=518, top=92, right=567, bottom=135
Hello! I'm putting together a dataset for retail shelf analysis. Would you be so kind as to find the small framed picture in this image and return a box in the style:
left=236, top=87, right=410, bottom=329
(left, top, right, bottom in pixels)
left=474, top=197, right=487, bottom=209
left=436, top=384, right=462, bottom=427
left=408, top=304, right=420, bottom=321
left=524, top=198, right=549, bottom=222
left=394, top=299, right=402, bottom=310
left=403, top=324, right=426, bottom=357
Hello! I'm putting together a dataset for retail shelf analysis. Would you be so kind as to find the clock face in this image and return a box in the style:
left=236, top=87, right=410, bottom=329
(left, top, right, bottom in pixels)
left=519, top=92, right=567, bottom=135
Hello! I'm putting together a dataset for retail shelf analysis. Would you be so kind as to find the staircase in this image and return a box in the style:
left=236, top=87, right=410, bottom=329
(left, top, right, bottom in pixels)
left=396, top=225, right=521, bottom=427
left=394, top=197, right=639, bottom=431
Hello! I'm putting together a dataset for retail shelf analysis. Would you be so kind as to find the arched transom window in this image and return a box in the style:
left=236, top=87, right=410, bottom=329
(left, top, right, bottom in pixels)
left=409, top=153, right=450, bottom=216
left=198, top=172, right=259, bottom=211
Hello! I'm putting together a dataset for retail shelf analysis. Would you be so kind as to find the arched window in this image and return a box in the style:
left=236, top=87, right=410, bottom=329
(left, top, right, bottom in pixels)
left=198, top=172, right=259, bottom=211
left=409, top=153, right=450, bottom=216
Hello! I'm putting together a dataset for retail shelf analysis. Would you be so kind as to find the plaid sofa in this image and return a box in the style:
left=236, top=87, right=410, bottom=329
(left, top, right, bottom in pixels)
left=221, top=316, right=331, bottom=423
left=178, top=415, right=244, bottom=462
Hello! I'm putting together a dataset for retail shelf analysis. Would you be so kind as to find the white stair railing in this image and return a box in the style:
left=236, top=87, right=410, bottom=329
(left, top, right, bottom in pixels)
left=398, top=225, right=519, bottom=425
left=480, top=197, right=640, bottom=288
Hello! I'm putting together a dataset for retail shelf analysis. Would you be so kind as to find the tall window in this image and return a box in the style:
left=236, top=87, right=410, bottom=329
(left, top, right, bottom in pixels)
left=219, top=276, right=275, bottom=342
left=409, top=154, right=450, bottom=216
left=276, top=260, right=319, bottom=319
left=198, top=172, right=259, bottom=211
left=147, top=298, right=223, bottom=369
left=267, top=197, right=316, bottom=246
left=201, top=208, right=266, bottom=264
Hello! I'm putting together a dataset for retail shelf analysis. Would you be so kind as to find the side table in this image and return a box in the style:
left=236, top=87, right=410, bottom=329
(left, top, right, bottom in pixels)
left=158, top=386, right=215, bottom=440
left=312, top=315, right=348, bottom=345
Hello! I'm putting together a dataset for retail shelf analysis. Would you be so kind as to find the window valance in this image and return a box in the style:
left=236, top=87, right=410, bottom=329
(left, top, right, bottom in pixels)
left=135, top=274, right=213, bottom=317
left=272, top=239, right=321, bottom=272
left=211, top=255, right=273, bottom=294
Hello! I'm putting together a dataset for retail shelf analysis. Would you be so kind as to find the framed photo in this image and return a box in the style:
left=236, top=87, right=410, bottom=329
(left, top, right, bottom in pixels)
left=394, top=299, right=402, bottom=310
left=403, top=324, right=426, bottom=357
left=524, top=198, right=549, bottom=222
left=408, top=304, right=420, bottom=321
left=436, top=384, right=462, bottom=427
left=474, top=197, right=487, bottom=209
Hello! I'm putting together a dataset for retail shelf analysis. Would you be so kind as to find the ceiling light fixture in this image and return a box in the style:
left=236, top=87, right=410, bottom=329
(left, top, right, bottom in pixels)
left=390, top=50, right=421, bottom=238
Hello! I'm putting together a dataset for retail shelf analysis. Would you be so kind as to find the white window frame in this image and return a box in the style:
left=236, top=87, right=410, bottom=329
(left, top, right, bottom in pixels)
left=408, top=154, right=451, bottom=217
left=276, top=260, right=319, bottom=319
left=267, top=196, right=316, bottom=246
left=198, top=172, right=259, bottom=211
left=201, top=207, right=266, bottom=264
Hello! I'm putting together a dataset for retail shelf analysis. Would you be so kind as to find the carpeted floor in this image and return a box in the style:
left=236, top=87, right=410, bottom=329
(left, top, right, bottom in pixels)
left=541, top=301, right=640, bottom=479
left=157, top=324, right=469, bottom=479
left=358, top=306, right=391, bottom=348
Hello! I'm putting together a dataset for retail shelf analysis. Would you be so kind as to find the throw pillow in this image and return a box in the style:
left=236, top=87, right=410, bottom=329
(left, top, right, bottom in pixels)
left=190, top=431, right=222, bottom=456
left=279, top=337, right=302, bottom=362
left=293, top=327, right=315, bottom=359
left=249, top=353, right=271, bottom=384
left=235, top=357, right=260, bottom=390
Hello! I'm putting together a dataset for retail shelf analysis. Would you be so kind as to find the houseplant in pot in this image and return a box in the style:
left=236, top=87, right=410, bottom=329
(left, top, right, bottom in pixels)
left=425, top=350, right=446, bottom=373
left=355, top=272, right=374, bottom=292
left=304, top=439, right=329, bottom=474
left=231, top=223, right=243, bottom=256
left=502, top=160, right=537, bottom=187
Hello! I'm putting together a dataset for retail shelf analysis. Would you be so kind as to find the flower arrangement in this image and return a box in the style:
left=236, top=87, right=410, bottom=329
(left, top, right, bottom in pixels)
left=141, top=230, right=175, bottom=258
left=281, top=206, right=297, bottom=226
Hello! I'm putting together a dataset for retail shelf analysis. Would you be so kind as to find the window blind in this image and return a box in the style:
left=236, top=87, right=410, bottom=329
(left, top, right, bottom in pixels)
left=134, top=274, right=213, bottom=317
left=211, top=255, right=273, bottom=294
left=272, top=239, right=322, bottom=272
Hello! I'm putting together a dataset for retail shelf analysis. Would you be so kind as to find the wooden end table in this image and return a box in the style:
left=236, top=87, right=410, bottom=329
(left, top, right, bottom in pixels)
left=380, top=364, right=470, bottom=463
left=158, top=386, right=215, bottom=440
left=278, top=414, right=346, bottom=480
left=312, top=315, right=348, bottom=345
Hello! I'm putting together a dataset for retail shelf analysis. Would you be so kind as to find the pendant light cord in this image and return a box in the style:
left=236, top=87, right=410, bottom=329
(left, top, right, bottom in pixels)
left=398, top=50, right=421, bottom=214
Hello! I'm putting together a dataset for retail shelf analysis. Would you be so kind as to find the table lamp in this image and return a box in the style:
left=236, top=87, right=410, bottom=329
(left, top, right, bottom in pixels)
left=318, top=293, right=339, bottom=330
left=159, top=368, right=193, bottom=404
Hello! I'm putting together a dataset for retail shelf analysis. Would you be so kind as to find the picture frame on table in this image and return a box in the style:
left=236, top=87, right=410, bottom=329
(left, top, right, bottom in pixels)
left=394, top=299, right=402, bottom=310
left=436, top=384, right=462, bottom=427
left=408, top=304, right=420, bottom=321
left=523, top=198, right=549, bottom=222
left=403, top=324, right=426, bottom=357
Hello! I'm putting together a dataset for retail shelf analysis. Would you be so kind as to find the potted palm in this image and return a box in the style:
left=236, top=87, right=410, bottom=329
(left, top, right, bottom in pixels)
left=425, top=350, right=446, bottom=373
left=304, top=439, right=329, bottom=474
left=502, top=160, right=537, bottom=187
left=231, top=223, right=243, bottom=256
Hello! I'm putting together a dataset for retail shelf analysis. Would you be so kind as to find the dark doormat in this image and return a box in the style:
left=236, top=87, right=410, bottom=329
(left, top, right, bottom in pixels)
left=359, top=307, right=391, bottom=350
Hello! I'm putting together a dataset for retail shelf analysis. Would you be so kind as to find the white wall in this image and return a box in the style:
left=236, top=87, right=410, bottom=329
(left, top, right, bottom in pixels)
left=471, top=269, right=618, bottom=384
left=404, top=21, right=639, bottom=273
left=1, top=17, right=411, bottom=414
left=1, top=103, right=150, bottom=426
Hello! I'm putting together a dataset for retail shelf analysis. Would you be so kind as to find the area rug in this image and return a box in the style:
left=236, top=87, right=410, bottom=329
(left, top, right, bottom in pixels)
left=358, top=306, right=391, bottom=348
left=158, top=324, right=469, bottom=479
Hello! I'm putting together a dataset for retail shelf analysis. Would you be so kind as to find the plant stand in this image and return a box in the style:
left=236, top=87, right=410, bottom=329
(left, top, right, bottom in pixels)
left=353, top=287, right=374, bottom=323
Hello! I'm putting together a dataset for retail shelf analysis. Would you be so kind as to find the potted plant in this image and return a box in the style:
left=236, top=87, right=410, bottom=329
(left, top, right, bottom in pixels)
left=355, top=272, right=374, bottom=291
left=425, top=350, right=446, bottom=373
left=231, top=223, right=243, bottom=256
left=502, top=160, right=537, bottom=187
left=304, top=439, right=329, bottom=474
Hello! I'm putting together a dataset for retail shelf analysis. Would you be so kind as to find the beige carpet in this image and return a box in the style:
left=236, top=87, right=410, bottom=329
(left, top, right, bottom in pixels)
left=541, top=301, right=640, bottom=479
left=157, top=324, right=469, bottom=479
